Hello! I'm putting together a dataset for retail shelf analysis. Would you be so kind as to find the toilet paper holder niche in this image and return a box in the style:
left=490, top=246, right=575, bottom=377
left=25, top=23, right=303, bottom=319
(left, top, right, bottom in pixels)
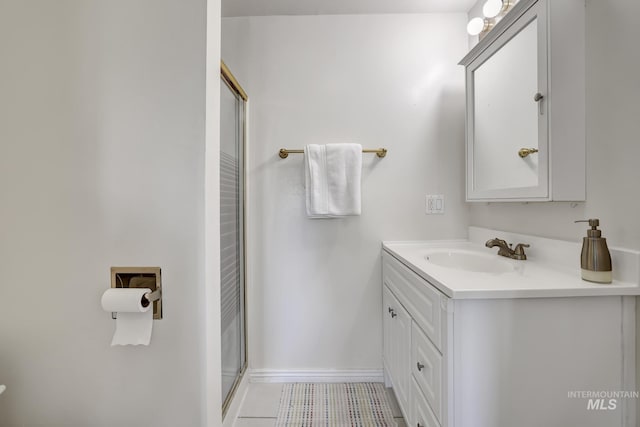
left=111, top=267, right=163, bottom=320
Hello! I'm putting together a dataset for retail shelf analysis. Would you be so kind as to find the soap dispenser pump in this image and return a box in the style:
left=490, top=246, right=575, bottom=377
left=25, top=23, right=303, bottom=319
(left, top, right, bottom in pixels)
left=575, top=219, right=612, bottom=284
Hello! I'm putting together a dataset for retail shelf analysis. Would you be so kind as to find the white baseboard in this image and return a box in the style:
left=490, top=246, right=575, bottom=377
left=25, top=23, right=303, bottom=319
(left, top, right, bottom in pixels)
left=249, top=369, right=384, bottom=383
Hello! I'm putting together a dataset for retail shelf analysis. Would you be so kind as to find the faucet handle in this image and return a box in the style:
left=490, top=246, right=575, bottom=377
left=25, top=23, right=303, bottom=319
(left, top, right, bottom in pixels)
left=513, top=243, right=530, bottom=255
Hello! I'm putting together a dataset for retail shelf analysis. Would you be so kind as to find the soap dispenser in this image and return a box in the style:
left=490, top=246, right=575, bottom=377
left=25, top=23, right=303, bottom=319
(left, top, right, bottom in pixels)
left=575, top=219, right=612, bottom=284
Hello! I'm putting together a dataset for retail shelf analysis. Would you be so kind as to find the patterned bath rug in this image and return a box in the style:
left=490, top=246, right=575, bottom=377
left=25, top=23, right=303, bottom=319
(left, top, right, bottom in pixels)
left=275, top=383, right=397, bottom=427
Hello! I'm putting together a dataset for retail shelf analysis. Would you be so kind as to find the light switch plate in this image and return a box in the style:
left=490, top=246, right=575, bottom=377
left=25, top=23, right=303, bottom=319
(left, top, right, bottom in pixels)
left=426, top=195, right=445, bottom=214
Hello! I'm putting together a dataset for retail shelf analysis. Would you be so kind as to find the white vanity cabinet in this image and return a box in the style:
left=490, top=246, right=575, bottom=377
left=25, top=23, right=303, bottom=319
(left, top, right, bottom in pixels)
left=459, top=0, right=585, bottom=201
left=383, top=251, right=450, bottom=427
left=382, top=250, right=636, bottom=427
left=383, top=286, right=412, bottom=415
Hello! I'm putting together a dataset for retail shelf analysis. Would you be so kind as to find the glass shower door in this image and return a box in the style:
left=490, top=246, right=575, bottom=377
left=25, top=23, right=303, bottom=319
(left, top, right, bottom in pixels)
left=220, top=62, right=247, bottom=414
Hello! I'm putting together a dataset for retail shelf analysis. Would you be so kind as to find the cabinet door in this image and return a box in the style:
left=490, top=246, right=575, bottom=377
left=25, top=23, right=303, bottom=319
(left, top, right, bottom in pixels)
left=383, top=286, right=412, bottom=418
left=383, top=252, right=444, bottom=351
left=392, top=300, right=412, bottom=414
left=412, top=322, right=443, bottom=423
left=382, top=286, right=394, bottom=370
left=465, top=0, right=549, bottom=201
left=412, top=377, right=440, bottom=427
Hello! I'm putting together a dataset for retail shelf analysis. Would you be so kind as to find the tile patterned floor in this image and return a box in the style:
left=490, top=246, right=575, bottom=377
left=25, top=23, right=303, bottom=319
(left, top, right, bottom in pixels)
left=234, top=383, right=406, bottom=427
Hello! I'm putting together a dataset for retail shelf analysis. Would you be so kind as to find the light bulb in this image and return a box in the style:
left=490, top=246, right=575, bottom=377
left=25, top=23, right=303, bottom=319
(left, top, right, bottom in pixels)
left=483, top=0, right=504, bottom=18
left=467, top=17, right=487, bottom=36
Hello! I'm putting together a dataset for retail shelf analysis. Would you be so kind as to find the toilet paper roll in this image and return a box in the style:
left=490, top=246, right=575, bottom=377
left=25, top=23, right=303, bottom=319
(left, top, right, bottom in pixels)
left=101, top=288, right=152, bottom=313
left=101, top=288, right=153, bottom=346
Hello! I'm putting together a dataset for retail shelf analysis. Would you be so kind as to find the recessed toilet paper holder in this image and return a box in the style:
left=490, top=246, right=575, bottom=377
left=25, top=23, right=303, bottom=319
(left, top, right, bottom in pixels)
left=111, top=267, right=163, bottom=320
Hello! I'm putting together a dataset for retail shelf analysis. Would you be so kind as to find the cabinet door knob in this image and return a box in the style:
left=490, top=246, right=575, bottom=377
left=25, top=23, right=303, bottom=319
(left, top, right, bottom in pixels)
left=417, top=423, right=423, bottom=427
left=417, top=362, right=425, bottom=371
left=390, top=309, right=397, bottom=318
left=388, top=306, right=393, bottom=313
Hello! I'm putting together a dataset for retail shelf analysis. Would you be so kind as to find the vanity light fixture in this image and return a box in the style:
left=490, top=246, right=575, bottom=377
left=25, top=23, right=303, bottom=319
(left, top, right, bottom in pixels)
left=468, top=0, right=516, bottom=38
left=483, top=0, right=514, bottom=19
left=466, top=17, right=492, bottom=36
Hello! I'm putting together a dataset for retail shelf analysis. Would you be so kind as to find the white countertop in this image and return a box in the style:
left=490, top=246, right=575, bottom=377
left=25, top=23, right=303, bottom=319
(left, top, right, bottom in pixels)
left=383, top=229, right=640, bottom=299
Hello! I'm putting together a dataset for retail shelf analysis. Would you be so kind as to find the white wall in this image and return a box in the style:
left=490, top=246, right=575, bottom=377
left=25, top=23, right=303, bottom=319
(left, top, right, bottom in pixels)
left=206, top=0, right=224, bottom=425
left=222, top=14, right=469, bottom=371
left=0, top=1, right=218, bottom=425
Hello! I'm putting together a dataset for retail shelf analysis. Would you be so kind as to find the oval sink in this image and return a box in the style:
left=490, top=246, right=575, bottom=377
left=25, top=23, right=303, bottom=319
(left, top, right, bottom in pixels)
left=424, top=250, right=514, bottom=274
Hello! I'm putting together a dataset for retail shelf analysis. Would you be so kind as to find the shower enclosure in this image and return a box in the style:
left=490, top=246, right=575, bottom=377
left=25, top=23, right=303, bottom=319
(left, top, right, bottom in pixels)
left=220, top=61, right=247, bottom=415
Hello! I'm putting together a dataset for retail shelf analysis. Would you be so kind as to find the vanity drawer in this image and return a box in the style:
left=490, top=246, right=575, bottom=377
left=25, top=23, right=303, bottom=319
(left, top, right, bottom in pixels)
left=412, top=321, right=442, bottom=424
left=382, top=251, right=444, bottom=351
left=411, top=376, right=440, bottom=427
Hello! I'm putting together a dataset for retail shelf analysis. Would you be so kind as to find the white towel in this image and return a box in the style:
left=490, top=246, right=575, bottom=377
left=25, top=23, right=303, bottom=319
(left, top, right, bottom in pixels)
left=305, top=143, right=362, bottom=218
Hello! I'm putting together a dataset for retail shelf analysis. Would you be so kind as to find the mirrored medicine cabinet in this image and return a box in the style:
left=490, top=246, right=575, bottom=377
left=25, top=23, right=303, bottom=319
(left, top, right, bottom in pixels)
left=459, top=0, right=586, bottom=202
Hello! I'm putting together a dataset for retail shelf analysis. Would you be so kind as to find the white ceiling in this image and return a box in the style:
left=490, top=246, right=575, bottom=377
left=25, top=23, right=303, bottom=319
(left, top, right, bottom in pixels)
left=222, top=0, right=477, bottom=17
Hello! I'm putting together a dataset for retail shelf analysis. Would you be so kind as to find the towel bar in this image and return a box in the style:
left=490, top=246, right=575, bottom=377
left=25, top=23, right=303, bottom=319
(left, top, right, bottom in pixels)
left=279, top=148, right=387, bottom=159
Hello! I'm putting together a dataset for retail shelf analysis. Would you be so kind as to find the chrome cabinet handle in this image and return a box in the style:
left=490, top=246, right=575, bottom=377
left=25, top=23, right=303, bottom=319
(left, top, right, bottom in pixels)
left=417, top=362, right=425, bottom=371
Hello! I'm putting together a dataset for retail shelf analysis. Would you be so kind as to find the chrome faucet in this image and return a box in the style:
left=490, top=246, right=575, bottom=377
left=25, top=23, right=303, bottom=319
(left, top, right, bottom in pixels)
left=485, top=238, right=530, bottom=260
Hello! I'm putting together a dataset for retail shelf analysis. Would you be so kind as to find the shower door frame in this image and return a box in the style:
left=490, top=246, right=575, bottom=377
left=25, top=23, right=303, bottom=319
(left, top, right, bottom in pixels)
left=220, top=60, right=248, bottom=418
